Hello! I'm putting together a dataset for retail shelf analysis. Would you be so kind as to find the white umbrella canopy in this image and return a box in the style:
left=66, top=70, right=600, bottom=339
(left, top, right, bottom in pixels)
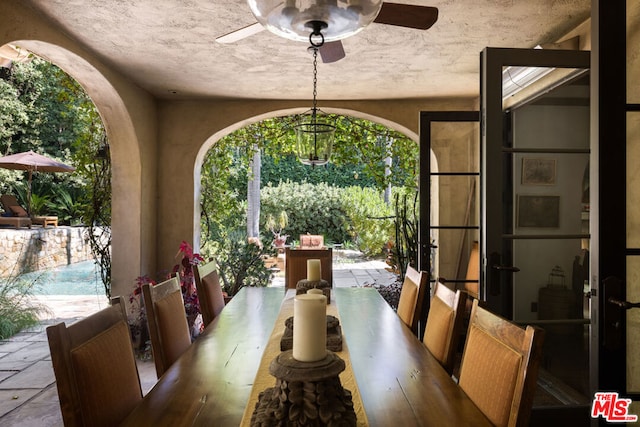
left=0, top=150, right=75, bottom=215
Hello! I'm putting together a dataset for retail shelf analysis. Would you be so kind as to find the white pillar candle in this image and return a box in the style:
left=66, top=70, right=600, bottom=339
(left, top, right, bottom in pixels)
left=293, top=294, right=327, bottom=362
left=307, top=288, right=324, bottom=295
left=307, top=259, right=321, bottom=281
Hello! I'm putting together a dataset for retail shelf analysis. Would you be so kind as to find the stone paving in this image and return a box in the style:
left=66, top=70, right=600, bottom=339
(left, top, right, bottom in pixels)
left=0, top=256, right=396, bottom=426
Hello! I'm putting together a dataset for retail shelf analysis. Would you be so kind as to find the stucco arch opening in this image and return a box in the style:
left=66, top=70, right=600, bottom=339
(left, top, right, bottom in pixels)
left=0, top=40, right=146, bottom=300
left=191, top=107, right=433, bottom=253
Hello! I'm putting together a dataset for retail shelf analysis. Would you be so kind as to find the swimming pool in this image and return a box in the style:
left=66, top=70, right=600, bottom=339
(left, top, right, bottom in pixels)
left=17, top=260, right=104, bottom=296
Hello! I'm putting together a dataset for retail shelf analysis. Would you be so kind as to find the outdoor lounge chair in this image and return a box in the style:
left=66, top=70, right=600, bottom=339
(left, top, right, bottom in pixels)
left=1, top=194, right=57, bottom=227
left=0, top=215, right=31, bottom=229
left=0, top=194, right=32, bottom=228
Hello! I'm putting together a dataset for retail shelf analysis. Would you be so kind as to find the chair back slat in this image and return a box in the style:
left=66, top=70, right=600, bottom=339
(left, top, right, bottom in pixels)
left=423, top=282, right=467, bottom=374
left=284, top=247, right=333, bottom=289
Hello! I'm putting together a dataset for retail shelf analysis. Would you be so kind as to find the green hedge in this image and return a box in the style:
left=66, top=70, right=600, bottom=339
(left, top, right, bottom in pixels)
left=342, top=187, right=394, bottom=256
left=261, top=154, right=376, bottom=188
left=261, top=182, right=349, bottom=244
left=259, top=182, right=396, bottom=256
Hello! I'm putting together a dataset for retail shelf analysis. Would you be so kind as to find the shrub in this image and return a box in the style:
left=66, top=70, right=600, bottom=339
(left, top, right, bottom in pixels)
left=0, top=276, right=47, bottom=339
left=387, top=189, right=419, bottom=278
left=342, top=186, right=394, bottom=257
left=201, top=228, right=274, bottom=296
left=260, top=181, right=349, bottom=244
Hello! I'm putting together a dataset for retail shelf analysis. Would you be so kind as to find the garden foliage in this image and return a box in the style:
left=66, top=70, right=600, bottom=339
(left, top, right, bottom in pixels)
left=257, top=182, right=398, bottom=256
left=341, top=186, right=395, bottom=257
left=201, top=228, right=275, bottom=296
left=260, top=181, right=349, bottom=245
left=0, top=276, right=46, bottom=340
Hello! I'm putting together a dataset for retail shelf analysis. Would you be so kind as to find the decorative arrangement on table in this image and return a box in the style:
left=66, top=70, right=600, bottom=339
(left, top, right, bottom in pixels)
left=295, top=258, right=331, bottom=302
left=251, top=259, right=356, bottom=426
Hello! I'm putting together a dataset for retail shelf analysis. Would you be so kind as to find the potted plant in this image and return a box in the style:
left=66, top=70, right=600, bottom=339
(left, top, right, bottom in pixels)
left=266, top=210, right=289, bottom=248
left=128, top=241, right=205, bottom=352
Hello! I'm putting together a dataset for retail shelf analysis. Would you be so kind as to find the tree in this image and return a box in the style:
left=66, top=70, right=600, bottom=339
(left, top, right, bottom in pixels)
left=0, top=57, right=111, bottom=295
left=200, top=114, right=419, bottom=248
left=0, top=58, right=102, bottom=215
left=247, top=145, right=261, bottom=238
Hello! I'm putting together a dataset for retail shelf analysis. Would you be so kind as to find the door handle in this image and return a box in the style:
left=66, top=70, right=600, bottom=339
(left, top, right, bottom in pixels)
left=493, top=265, right=521, bottom=272
left=608, top=297, right=640, bottom=310
left=603, top=276, right=625, bottom=351
left=486, top=254, right=521, bottom=296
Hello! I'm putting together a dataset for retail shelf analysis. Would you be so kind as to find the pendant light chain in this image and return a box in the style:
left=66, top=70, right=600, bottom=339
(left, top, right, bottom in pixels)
left=294, top=24, right=335, bottom=167
left=312, top=46, right=318, bottom=113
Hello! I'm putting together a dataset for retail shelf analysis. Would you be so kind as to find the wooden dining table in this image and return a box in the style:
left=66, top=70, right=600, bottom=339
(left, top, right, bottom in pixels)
left=120, top=286, right=492, bottom=426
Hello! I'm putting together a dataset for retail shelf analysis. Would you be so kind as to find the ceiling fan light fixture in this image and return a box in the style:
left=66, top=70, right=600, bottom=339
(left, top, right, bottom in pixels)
left=248, top=0, right=383, bottom=43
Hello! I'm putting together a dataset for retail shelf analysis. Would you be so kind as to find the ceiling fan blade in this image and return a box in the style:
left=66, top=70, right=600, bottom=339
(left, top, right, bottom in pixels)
left=319, top=41, right=345, bottom=63
left=216, top=22, right=264, bottom=44
left=374, top=3, right=438, bottom=30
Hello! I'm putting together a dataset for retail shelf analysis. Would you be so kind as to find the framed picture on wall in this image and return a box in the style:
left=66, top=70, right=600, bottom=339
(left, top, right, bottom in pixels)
left=522, top=158, right=556, bottom=185
left=517, top=195, right=560, bottom=228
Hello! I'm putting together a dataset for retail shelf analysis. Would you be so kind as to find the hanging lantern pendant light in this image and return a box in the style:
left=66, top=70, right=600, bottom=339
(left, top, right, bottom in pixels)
left=296, top=22, right=335, bottom=167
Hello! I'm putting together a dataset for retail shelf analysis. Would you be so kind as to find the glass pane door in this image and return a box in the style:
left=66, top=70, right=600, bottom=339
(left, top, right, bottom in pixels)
left=481, top=47, right=591, bottom=424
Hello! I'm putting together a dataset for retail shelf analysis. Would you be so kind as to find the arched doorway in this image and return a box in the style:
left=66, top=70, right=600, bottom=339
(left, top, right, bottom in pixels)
left=0, top=38, right=151, bottom=301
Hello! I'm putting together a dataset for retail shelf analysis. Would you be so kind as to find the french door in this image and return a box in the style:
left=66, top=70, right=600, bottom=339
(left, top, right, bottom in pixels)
left=480, top=46, right=592, bottom=423
left=420, top=5, right=637, bottom=423
left=418, top=111, right=479, bottom=306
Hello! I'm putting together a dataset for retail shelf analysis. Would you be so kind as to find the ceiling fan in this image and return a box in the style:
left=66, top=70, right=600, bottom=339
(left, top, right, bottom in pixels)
left=216, top=1, right=438, bottom=63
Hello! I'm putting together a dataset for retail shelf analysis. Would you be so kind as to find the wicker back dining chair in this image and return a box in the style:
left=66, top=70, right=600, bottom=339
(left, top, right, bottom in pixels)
left=422, top=281, right=467, bottom=375
left=458, top=299, right=545, bottom=427
left=143, top=275, right=192, bottom=378
left=396, top=264, right=429, bottom=336
left=47, top=297, right=142, bottom=427
left=194, top=259, right=226, bottom=327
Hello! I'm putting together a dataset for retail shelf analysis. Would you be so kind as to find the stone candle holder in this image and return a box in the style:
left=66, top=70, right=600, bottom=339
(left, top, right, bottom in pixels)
left=281, top=315, right=342, bottom=352
left=296, top=279, right=331, bottom=303
left=250, top=350, right=357, bottom=426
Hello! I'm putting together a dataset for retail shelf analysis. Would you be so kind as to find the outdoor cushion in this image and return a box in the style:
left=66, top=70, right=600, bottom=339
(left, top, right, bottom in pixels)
left=9, top=205, right=28, bottom=217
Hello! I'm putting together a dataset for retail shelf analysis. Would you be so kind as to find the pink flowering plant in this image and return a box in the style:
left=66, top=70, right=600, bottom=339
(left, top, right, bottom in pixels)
left=128, top=274, right=155, bottom=358
left=128, top=241, right=205, bottom=354
left=171, top=241, right=204, bottom=332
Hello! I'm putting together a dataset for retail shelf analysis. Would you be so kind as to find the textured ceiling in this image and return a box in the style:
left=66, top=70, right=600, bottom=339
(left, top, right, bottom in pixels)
left=20, top=0, right=591, bottom=101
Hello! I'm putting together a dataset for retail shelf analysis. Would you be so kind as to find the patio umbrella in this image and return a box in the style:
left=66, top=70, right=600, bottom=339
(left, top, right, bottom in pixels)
left=0, top=150, right=75, bottom=215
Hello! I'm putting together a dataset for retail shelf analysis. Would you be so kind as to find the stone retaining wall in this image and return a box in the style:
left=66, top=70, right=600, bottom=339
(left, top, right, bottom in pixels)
left=0, top=226, right=95, bottom=277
